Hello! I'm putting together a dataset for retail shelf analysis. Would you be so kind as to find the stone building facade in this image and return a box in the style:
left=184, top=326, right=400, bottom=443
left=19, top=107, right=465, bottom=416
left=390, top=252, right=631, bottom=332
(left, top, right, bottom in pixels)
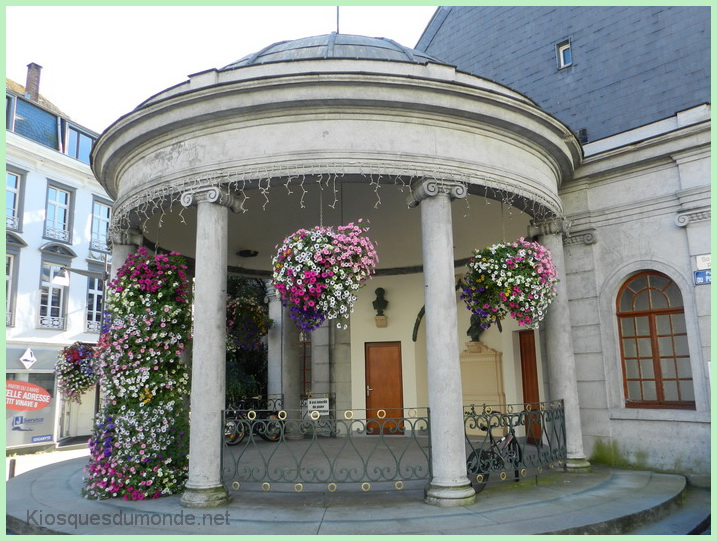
left=6, top=64, right=106, bottom=449
left=417, top=6, right=711, bottom=485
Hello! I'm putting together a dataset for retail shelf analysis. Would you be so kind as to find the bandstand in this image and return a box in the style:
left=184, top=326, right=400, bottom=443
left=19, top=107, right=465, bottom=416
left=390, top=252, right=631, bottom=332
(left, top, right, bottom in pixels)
left=91, top=33, right=587, bottom=508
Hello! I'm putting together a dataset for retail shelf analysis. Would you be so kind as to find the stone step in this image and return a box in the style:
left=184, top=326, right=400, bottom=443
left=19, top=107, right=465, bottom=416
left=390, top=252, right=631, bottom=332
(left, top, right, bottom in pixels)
left=627, top=486, right=711, bottom=535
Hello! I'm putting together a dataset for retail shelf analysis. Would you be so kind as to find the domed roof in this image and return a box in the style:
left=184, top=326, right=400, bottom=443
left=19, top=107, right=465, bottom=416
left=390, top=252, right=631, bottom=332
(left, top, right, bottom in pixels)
left=221, top=32, right=442, bottom=70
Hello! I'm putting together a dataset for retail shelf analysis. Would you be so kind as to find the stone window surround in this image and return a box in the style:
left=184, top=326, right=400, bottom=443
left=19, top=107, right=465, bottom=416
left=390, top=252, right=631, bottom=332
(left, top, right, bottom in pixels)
left=598, top=259, right=709, bottom=418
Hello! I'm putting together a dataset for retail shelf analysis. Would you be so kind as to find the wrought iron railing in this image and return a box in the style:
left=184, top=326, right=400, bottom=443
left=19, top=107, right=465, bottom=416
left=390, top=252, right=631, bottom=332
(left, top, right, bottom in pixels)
left=38, top=315, right=65, bottom=330
left=463, top=401, right=567, bottom=488
left=44, top=225, right=70, bottom=242
left=222, top=407, right=430, bottom=493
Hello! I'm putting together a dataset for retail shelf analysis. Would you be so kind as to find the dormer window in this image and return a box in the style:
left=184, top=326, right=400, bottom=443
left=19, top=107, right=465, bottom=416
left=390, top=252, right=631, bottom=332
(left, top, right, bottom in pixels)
left=556, top=40, right=572, bottom=69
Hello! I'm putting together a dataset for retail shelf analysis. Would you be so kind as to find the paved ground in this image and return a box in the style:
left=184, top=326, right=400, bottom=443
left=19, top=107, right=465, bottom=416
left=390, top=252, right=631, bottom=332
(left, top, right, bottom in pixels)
left=5, top=445, right=710, bottom=535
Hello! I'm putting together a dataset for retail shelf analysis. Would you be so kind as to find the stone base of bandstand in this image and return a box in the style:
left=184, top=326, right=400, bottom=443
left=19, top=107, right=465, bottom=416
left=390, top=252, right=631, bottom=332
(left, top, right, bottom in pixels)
left=424, top=482, right=476, bottom=507
left=180, top=486, right=232, bottom=508
left=565, top=457, right=592, bottom=473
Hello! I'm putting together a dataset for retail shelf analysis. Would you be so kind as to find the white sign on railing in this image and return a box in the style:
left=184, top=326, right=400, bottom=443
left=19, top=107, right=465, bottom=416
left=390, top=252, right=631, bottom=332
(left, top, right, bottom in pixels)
left=306, top=397, right=330, bottom=413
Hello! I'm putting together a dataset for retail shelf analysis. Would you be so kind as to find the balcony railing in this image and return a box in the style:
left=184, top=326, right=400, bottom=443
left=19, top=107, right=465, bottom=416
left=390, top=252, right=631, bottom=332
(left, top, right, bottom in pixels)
left=90, top=238, right=109, bottom=251
left=44, top=226, right=70, bottom=242
left=85, top=320, right=102, bottom=333
left=38, top=315, right=65, bottom=330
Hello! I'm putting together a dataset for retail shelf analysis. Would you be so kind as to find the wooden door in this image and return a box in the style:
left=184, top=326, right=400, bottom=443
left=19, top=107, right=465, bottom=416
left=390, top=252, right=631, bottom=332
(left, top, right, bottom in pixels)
left=365, top=342, right=404, bottom=435
left=519, top=330, right=542, bottom=445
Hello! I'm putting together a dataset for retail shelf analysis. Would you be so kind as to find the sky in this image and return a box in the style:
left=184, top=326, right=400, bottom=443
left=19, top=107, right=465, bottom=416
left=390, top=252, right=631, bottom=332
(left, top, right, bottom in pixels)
left=5, top=5, right=438, bottom=134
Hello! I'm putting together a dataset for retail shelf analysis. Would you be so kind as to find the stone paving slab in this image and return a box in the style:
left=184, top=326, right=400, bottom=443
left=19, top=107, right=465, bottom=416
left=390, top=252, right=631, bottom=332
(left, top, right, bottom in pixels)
left=6, top=455, right=694, bottom=535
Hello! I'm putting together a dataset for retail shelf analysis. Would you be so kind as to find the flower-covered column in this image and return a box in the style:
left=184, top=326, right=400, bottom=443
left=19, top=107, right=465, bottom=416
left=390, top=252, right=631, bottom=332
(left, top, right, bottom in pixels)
left=409, top=179, right=475, bottom=507
left=529, top=219, right=590, bottom=472
left=180, top=187, right=240, bottom=508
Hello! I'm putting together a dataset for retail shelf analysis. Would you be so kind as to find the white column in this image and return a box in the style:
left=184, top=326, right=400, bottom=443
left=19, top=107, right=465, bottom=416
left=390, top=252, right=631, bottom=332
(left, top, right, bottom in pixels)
left=180, top=187, right=238, bottom=508
left=311, top=320, right=331, bottom=397
left=265, top=282, right=283, bottom=408
left=409, top=179, right=475, bottom=507
left=531, top=219, right=590, bottom=472
left=281, top=306, right=303, bottom=438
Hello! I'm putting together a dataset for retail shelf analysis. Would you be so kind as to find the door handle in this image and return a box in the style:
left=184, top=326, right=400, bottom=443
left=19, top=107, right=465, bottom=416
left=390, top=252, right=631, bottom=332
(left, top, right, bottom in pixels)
left=366, top=385, right=374, bottom=397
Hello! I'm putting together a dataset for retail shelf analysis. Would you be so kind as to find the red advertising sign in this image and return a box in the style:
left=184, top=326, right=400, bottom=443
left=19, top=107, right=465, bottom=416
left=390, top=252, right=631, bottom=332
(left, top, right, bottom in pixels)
left=6, top=381, right=52, bottom=411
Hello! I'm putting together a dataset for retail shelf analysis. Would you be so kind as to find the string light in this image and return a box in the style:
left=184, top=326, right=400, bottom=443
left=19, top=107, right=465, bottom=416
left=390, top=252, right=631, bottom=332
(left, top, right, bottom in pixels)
left=108, top=162, right=562, bottom=240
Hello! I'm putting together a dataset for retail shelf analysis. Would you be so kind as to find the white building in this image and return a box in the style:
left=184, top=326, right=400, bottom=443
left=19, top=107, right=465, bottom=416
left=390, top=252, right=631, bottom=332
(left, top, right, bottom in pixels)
left=6, top=63, right=110, bottom=449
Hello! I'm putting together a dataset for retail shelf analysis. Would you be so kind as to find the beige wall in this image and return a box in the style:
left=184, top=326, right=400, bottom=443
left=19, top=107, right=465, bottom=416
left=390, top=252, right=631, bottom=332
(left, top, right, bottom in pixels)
left=346, top=271, right=548, bottom=412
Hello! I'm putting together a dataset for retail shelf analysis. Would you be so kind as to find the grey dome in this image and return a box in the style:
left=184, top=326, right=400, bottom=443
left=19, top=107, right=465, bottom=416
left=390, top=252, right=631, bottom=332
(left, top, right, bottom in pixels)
left=221, top=32, right=442, bottom=70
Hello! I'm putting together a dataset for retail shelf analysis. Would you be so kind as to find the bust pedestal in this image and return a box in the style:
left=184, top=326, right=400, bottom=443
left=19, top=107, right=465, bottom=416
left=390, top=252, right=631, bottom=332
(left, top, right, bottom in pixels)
left=460, top=342, right=505, bottom=436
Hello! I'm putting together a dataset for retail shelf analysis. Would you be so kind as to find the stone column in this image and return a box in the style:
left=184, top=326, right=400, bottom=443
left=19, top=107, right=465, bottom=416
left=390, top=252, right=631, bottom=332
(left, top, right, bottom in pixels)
left=330, top=324, right=352, bottom=426
left=180, top=186, right=240, bottom=508
left=311, top=320, right=331, bottom=397
left=265, top=282, right=283, bottom=408
left=530, top=219, right=590, bottom=472
left=109, top=229, right=143, bottom=279
left=281, top=306, right=303, bottom=438
left=409, top=179, right=475, bottom=507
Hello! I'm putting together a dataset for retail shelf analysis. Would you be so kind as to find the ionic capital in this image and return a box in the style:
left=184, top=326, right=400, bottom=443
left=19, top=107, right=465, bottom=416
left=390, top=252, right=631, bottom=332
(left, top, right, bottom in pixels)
left=110, top=228, right=143, bottom=247
left=180, top=186, right=243, bottom=213
left=407, top=179, right=467, bottom=208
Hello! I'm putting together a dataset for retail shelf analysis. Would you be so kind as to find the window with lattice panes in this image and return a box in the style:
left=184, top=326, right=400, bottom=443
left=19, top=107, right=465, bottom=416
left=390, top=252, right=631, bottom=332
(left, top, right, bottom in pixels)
left=86, top=275, right=104, bottom=333
left=39, top=261, right=67, bottom=330
left=6, top=170, right=21, bottom=230
left=90, top=199, right=111, bottom=252
left=45, top=184, right=72, bottom=242
left=617, top=271, right=694, bottom=409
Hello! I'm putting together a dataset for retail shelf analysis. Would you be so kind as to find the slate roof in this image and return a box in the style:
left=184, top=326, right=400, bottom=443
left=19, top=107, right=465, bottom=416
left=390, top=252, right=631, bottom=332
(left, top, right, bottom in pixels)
left=5, top=77, right=67, bottom=118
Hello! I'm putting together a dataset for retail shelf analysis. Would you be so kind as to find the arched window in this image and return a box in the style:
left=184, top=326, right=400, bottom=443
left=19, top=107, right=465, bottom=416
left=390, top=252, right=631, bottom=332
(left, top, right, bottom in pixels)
left=617, top=271, right=694, bottom=409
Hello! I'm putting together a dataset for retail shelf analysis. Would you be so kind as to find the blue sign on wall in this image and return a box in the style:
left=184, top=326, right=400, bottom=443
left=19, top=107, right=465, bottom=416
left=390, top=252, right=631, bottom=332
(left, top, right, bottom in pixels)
left=694, top=270, right=711, bottom=285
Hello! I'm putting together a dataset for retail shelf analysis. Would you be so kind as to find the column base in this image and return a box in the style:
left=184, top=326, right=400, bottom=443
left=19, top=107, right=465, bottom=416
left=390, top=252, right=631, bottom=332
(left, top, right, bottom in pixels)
left=180, top=485, right=232, bottom=508
left=565, top=457, right=592, bottom=473
left=424, top=482, right=476, bottom=507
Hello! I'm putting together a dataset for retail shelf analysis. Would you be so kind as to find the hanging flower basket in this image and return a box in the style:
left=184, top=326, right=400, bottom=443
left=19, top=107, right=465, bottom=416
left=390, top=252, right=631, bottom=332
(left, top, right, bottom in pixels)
left=271, top=221, right=379, bottom=332
left=461, top=237, right=558, bottom=330
left=56, top=342, right=98, bottom=403
left=226, top=296, right=272, bottom=352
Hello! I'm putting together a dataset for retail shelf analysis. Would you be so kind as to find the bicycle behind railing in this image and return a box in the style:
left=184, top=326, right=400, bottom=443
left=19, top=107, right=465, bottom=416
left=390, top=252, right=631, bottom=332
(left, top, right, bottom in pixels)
left=464, top=400, right=567, bottom=491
